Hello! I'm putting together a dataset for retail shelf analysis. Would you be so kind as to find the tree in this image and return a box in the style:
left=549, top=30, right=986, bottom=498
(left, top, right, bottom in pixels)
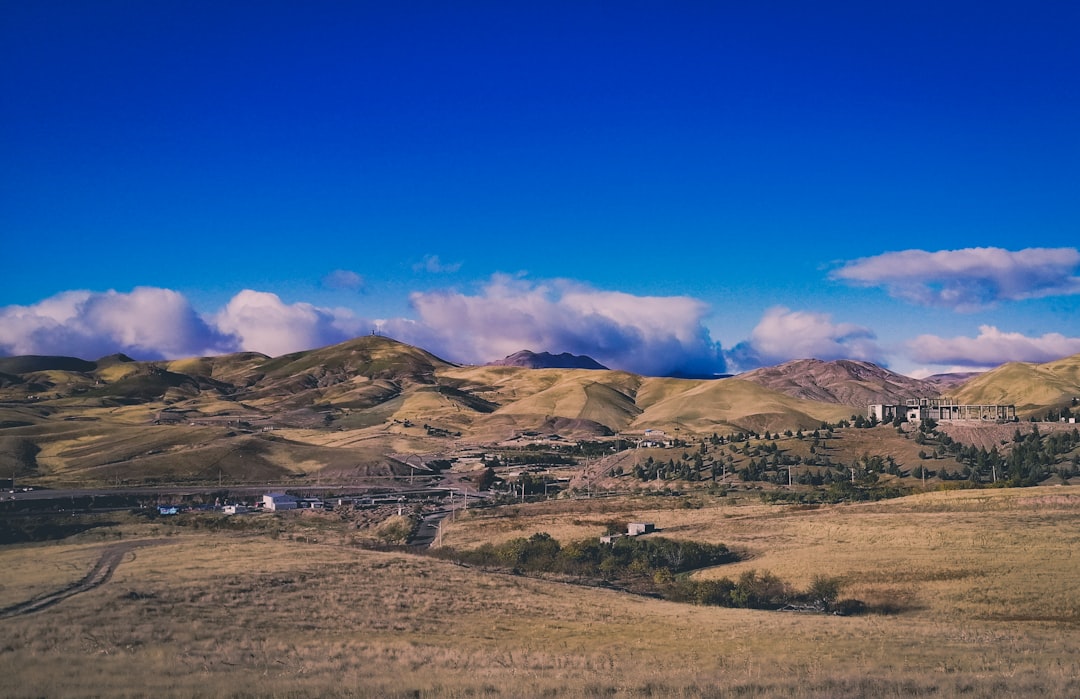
left=477, top=466, right=497, bottom=491
left=807, top=575, right=844, bottom=612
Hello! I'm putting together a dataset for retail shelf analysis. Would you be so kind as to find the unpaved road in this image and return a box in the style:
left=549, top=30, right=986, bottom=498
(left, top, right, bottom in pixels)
left=0, top=539, right=172, bottom=619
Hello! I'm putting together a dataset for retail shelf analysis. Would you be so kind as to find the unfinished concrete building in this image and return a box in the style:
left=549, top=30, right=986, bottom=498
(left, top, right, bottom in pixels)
left=869, top=398, right=1016, bottom=424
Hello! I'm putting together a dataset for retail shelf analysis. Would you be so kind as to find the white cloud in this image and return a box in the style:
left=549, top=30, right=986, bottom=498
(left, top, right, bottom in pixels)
left=907, top=325, right=1080, bottom=367
left=413, top=254, right=462, bottom=274
left=726, top=306, right=884, bottom=371
left=321, top=269, right=365, bottom=291
left=832, top=247, right=1080, bottom=311
left=0, top=288, right=232, bottom=360
left=214, top=290, right=367, bottom=357
left=396, top=276, right=726, bottom=376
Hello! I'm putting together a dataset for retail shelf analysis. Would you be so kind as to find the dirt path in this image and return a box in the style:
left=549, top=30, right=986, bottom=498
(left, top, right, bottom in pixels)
left=0, top=539, right=172, bottom=619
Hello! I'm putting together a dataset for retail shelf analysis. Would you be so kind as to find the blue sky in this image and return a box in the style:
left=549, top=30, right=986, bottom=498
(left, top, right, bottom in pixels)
left=2, top=1, right=1078, bottom=377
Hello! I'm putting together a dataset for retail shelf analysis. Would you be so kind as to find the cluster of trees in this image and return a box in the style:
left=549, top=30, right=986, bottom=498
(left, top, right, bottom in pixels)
left=482, top=451, right=575, bottom=468
left=434, top=532, right=863, bottom=613
left=435, top=531, right=736, bottom=578
left=628, top=454, right=717, bottom=482
left=901, top=422, right=1079, bottom=485
left=949, top=426, right=1080, bottom=485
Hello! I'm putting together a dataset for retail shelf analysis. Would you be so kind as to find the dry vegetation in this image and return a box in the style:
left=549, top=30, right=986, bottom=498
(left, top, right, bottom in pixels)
left=1, top=486, right=1078, bottom=697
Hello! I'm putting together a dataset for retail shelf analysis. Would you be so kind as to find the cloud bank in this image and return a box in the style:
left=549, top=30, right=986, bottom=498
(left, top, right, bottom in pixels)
left=0, top=288, right=234, bottom=360
left=4, top=282, right=1075, bottom=377
left=392, top=276, right=726, bottom=376
left=726, top=307, right=884, bottom=371
left=0, top=280, right=727, bottom=376
left=908, top=325, right=1080, bottom=367
left=832, top=247, right=1080, bottom=311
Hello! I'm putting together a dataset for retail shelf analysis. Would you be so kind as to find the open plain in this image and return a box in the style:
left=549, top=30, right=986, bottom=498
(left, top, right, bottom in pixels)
left=1, top=486, right=1077, bottom=698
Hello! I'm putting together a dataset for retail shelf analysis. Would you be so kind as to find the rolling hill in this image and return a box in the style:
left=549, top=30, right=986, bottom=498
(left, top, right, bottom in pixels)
left=1, top=337, right=1076, bottom=487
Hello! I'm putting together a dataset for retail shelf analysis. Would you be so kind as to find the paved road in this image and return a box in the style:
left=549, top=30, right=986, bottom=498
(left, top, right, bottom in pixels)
left=0, top=539, right=173, bottom=619
left=409, top=509, right=452, bottom=548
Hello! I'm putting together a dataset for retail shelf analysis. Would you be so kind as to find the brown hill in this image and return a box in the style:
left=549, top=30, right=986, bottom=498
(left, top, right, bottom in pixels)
left=737, top=359, right=940, bottom=408
left=2, top=339, right=1076, bottom=487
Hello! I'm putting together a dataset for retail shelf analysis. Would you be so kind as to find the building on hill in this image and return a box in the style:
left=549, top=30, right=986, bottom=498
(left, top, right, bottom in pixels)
left=869, top=398, right=1016, bottom=424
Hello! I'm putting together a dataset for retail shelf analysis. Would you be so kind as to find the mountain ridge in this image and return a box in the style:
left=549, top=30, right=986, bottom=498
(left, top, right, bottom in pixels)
left=2, top=336, right=1077, bottom=487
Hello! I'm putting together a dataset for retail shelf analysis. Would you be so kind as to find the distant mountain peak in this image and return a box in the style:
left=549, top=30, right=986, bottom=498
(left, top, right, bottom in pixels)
left=488, top=350, right=608, bottom=370
left=738, top=358, right=940, bottom=407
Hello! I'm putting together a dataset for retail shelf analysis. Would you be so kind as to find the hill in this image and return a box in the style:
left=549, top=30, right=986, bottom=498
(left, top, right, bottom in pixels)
left=947, top=352, right=1080, bottom=414
left=1, top=338, right=1077, bottom=487
left=738, top=359, right=940, bottom=407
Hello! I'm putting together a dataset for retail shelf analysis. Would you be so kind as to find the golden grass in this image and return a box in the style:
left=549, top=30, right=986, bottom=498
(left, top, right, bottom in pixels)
left=0, top=542, right=105, bottom=608
left=1, top=488, right=1078, bottom=697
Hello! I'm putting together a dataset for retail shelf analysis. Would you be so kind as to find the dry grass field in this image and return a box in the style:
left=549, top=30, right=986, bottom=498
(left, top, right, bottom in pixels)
left=0, top=487, right=1078, bottom=698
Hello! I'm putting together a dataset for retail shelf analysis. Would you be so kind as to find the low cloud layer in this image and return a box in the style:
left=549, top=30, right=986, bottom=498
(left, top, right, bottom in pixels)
left=908, top=325, right=1080, bottom=367
left=0, top=288, right=234, bottom=360
left=0, top=281, right=727, bottom=376
left=394, top=276, right=726, bottom=376
left=0, top=288, right=367, bottom=361
left=4, top=283, right=1075, bottom=377
left=832, top=247, right=1080, bottom=311
left=726, top=307, right=884, bottom=371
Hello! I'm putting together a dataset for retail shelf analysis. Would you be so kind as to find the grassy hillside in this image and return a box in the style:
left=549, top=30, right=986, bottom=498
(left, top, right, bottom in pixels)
left=633, top=378, right=853, bottom=433
left=948, top=353, right=1080, bottom=413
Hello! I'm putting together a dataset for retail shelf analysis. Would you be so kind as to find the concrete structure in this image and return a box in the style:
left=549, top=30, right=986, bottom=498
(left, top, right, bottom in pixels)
left=869, top=398, right=1016, bottom=424
left=263, top=493, right=298, bottom=511
left=627, top=522, right=656, bottom=536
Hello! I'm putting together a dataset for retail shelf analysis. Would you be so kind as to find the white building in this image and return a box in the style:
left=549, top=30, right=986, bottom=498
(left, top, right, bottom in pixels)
left=263, top=493, right=298, bottom=511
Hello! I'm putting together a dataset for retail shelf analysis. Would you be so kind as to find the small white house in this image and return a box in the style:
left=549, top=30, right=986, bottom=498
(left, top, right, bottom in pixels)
left=627, top=522, right=655, bottom=536
left=263, top=493, right=298, bottom=511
